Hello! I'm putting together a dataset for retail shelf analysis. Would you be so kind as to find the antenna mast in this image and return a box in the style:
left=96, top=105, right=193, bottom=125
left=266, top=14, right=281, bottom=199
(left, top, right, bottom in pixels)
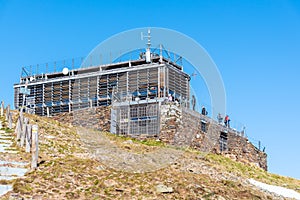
left=141, top=28, right=152, bottom=63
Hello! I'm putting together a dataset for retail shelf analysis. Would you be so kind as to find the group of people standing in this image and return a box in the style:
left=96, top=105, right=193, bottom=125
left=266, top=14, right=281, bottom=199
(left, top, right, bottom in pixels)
left=202, top=106, right=231, bottom=128
left=217, top=113, right=230, bottom=128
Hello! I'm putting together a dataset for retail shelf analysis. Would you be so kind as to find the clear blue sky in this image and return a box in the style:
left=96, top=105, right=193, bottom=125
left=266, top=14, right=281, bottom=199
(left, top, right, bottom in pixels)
left=0, top=0, right=299, bottom=179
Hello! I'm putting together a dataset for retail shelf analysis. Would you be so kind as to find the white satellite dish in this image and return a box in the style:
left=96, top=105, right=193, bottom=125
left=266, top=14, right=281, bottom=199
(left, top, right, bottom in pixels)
left=62, top=67, right=69, bottom=75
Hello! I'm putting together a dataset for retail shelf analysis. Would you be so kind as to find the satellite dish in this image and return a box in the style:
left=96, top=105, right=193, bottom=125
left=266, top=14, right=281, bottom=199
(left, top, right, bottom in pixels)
left=29, top=76, right=35, bottom=82
left=62, top=67, right=69, bottom=75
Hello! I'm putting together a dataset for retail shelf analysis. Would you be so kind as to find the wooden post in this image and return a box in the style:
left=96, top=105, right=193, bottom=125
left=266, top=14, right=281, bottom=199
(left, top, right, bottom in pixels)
left=5, top=105, right=10, bottom=121
left=31, top=125, right=38, bottom=169
left=20, top=118, right=28, bottom=147
left=19, top=111, right=23, bottom=123
left=0, top=101, right=3, bottom=117
left=15, top=115, right=23, bottom=140
left=8, top=113, right=12, bottom=129
left=47, top=107, right=50, bottom=117
left=90, top=99, right=93, bottom=108
left=25, top=125, right=32, bottom=153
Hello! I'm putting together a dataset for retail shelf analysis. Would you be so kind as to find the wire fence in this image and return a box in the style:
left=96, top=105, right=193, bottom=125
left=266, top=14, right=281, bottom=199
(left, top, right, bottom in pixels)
left=20, top=47, right=186, bottom=78
left=21, top=57, right=84, bottom=77
left=248, top=136, right=266, bottom=152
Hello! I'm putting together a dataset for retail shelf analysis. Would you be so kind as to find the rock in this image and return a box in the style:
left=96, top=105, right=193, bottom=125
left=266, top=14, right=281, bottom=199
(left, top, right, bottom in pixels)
left=124, top=145, right=131, bottom=150
left=32, top=194, right=43, bottom=200
left=156, top=184, right=173, bottom=193
left=96, top=165, right=105, bottom=170
left=9, top=193, right=23, bottom=200
left=216, top=195, right=226, bottom=200
left=123, top=140, right=133, bottom=144
left=104, top=179, right=118, bottom=187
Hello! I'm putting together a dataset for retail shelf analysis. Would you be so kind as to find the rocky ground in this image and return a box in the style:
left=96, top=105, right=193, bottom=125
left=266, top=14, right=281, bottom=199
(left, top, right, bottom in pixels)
left=0, top=111, right=299, bottom=199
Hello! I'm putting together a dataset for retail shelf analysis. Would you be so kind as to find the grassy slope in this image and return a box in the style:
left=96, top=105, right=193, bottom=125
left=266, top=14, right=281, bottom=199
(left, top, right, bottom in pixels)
left=1, top=113, right=299, bottom=199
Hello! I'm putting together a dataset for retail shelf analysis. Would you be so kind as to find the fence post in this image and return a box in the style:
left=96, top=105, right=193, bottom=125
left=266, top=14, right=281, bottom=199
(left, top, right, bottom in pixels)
left=31, top=125, right=38, bottom=169
left=15, top=114, right=23, bottom=140
left=6, top=105, right=10, bottom=121
left=8, top=112, right=12, bottom=129
left=0, top=101, right=3, bottom=117
left=25, top=125, right=32, bottom=153
left=20, top=118, right=28, bottom=147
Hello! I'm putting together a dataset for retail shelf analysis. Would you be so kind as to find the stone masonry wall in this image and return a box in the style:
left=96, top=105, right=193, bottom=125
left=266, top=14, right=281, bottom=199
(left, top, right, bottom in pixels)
left=159, top=103, right=267, bottom=171
left=52, top=103, right=267, bottom=170
left=225, top=132, right=267, bottom=170
left=53, top=106, right=111, bottom=132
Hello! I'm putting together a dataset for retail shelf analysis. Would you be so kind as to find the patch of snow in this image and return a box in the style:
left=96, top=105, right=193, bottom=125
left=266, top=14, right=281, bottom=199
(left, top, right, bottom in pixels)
left=249, top=178, right=300, bottom=200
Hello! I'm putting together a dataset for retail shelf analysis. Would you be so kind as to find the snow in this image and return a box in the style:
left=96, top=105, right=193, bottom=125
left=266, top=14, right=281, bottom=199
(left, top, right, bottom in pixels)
left=249, top=178, right=300, bottom=200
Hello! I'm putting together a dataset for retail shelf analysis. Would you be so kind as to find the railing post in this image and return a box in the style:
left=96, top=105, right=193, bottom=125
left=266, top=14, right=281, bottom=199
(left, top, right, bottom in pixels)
left=20, top=118, right=28, bottom=147
left=6, top=104, right=10, bottom=121
left=0, top=101, right=4, bottom=117
left=31, top=125, right=39, bottom=169
left=8, top=112, right=12, bottom=129
left=25, top=124, right=32, bottom=153
left=15, top=112, right=23, bottom=139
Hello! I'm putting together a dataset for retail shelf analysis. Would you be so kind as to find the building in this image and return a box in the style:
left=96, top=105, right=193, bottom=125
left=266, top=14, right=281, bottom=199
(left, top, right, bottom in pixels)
left=14, top=50, right=191, bottom=136
left=13, top=39, right=267, bottom=170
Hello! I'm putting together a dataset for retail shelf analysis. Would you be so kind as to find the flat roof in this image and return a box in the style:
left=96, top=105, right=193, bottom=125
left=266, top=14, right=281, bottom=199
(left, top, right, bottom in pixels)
left=15, top=56, right=189, bottom=87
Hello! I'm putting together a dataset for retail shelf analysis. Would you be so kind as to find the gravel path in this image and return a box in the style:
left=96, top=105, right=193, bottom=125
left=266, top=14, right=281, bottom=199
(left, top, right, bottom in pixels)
left=77, top=128, right=183, bottom=173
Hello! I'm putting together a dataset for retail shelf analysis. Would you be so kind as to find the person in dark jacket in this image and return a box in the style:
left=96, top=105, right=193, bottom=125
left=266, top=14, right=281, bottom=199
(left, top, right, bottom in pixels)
left=201, top=106, right=208, bottom=116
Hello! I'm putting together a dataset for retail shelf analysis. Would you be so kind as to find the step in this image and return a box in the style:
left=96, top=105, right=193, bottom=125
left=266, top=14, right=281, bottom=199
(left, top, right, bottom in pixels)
left=0, top=185, right=12, bottom=196
left=0, top=166, right=28, bottom=177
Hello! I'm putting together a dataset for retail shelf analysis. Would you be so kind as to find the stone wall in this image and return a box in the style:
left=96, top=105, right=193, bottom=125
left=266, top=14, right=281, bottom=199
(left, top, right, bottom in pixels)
left=52, top=102, right=267, bottom=170
left=159, top=103, right=267, bottom=171
left=53, top=106, right=111, bottom=132
left=225, top=132, right=267, bottom=170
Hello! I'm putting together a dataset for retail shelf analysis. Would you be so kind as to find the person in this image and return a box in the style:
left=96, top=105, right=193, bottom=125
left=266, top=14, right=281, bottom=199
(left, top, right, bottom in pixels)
left=201, top=106, right=208, bottom=116
left=224, top=115, right=230, bottom=128
left=191, top=95, right=196, bottom=111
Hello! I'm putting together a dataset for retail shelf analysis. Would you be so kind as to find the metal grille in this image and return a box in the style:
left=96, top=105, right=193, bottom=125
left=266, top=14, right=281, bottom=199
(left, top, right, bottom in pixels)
left=114, top=102, right=159, bottom=136
left=219, top=132, right=228, bottom=151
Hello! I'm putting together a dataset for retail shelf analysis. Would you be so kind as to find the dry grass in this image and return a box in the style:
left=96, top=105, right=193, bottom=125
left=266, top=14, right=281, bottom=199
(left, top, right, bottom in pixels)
left=0, top=112, right=299, bottom=199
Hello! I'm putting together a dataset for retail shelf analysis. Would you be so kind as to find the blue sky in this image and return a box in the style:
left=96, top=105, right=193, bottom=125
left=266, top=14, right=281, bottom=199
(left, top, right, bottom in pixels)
left=0, top=0, right=300, bottom=179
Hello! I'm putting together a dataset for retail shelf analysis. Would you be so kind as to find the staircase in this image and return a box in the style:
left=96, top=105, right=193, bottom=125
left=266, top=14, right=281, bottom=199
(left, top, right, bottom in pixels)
left=0, top=111, right=28, bottom=196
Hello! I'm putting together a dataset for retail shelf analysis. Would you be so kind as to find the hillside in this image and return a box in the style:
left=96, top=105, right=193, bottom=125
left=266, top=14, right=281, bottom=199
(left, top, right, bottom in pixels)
left=0, top=111, right=300, bottom=199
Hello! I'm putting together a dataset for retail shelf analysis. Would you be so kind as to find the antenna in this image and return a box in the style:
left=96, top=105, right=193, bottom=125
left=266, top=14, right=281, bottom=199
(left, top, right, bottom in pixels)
left=146, top=29, right=151, bottom=50
left=141, top=29, right=151, bottom=48
left=141, top=28, right=152, bottom=63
